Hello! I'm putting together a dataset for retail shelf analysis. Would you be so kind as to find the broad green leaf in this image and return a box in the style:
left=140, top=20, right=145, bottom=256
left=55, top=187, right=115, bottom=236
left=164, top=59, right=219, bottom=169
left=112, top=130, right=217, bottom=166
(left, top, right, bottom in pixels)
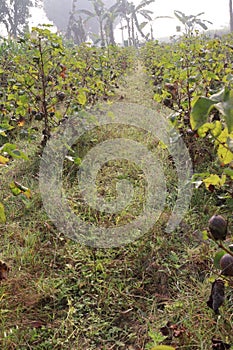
left=223, top=168, right=233, bottom=179
left=0, top=124, right=14, bottom=132
left=210, top=88, right=226, bottom=102
left=1, top=143, right=28, bottom=160
left=0, top=203, right=6, bottom=223
left=206, top=71, right=219, bottom=80
left=210, top=88, right=233, bottom=132
left=191, top=97, right=216, bottom=130
left=222, top=89, right=233, bottom=132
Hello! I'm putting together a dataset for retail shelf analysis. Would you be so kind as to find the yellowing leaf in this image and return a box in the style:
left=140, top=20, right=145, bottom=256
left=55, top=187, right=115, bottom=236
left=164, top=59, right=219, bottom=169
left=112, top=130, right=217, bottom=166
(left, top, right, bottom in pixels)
left=77, top=91, right=87, bottom=105
left=203, top=174, right=226, bottom=189
left=211, top=121, right=222, bottom=137
left=198, top=122, right=212, bottom=137
left=0, top=155, right=9, bottom=165
left=0, top=203, right=6, bottom=223
left=217, top=144, right=233, bottom=165
left=9, top=181, right=32, bottom=198
left=215, top=128, right=228, bottom=146
left=10, top=182, right=22, bottom=196
left=23, top=189, right=32, bottom=199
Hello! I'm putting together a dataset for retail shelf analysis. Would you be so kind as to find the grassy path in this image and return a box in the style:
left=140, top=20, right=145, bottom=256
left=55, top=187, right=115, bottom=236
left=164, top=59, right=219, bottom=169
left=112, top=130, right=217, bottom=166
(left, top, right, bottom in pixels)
left=1, top=59, right=229, bottom=350
left=113, top=62, right=158, bottom=107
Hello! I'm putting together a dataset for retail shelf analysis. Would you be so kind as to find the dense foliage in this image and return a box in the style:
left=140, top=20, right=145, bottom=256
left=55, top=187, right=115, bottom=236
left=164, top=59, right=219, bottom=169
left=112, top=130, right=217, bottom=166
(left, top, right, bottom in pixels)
left=141, top=34, right=233, bottom=202
left=0, top=26, right=134, bottom=148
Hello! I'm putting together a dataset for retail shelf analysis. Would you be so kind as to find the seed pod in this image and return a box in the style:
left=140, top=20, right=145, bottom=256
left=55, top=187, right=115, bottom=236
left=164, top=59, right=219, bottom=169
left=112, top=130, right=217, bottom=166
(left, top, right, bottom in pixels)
left=207, top=279, right=225, bottom=314
left=220, top=254, right=233, bottom=276
left=208, top=215, right=227, bottom=240
left=56, top=91, right=66, bottom=101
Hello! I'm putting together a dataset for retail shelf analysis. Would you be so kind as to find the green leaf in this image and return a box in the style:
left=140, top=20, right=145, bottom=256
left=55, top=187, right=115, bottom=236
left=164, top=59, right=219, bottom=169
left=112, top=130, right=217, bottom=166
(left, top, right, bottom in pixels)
left=209, top=88, right=233, bottom=132
left=223, top=168, right=233, bottom=179
left=74, top=157, right=82, bottom=165
left=202, top=230, right=209, bottom=240
left=1, top=143, right=28, bottom=160
left=0, top=203, right=6, bottom=223
left=222, top=89, right=233, bottom=132
left=191, top=97, right=216, bottom=130
left=0, top=124, right=15, bottom=132
left=210, top=88, right=226, bottom=102
left=213, top=250, right=225, bottom=269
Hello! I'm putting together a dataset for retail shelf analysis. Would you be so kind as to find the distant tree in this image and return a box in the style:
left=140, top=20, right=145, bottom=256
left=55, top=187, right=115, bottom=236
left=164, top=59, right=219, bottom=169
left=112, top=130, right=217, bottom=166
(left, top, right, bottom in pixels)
left=43, top=0, right=115, bottom=36
left=79, top=0, right=106, bottom=46
left=130, top=0, right=155, bottom=42
left=104, top=10, right=118, bottom=45
left=115, top=0, right=132, bottom=46
left=0, top=0, right=42, bottom=37
left=67, top=15, right=87, bottom=44
left=174, top=10, right=212, bottom=36
left=230, top=0, right=233, bottom=32
left=66, top=0, right=87, bottom=44
left=115, top=0, right=155, bottom=46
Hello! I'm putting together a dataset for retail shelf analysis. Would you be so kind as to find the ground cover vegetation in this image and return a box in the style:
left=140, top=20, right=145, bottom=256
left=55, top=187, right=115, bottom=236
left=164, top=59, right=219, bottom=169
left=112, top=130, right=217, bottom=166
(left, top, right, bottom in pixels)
left=0, top=27, right=233, bottom=349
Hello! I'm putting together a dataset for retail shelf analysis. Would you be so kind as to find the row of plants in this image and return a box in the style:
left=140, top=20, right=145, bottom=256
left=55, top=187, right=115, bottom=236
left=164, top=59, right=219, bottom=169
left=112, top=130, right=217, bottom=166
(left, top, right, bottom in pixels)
left=0, top=26, right=134, bottom=145
left=0, top=25, right=135, bottom=222
left=141, top=34, right=233, bottom=349
left=141, top=34, right=233, bottom=199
